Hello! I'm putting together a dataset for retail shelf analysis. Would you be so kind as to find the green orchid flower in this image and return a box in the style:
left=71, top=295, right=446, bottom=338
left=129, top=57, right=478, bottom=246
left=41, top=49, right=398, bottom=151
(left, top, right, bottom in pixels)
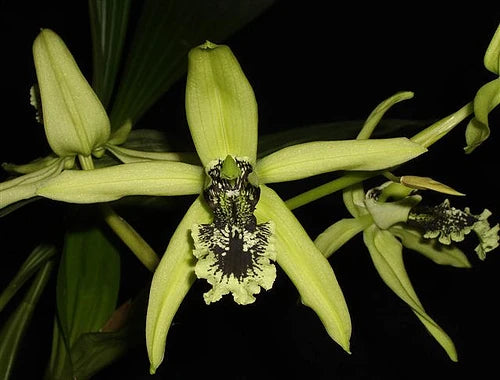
left=145, top=41, right=427, bottom=373
left=315, top=180, right=499, bottom=361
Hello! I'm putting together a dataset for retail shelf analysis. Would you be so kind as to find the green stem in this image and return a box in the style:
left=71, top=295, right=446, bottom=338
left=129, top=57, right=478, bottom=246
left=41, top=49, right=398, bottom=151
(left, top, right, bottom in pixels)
left=77, top=153, right=159, bottom=271
left=285, top=171, right=377, bottom=210
left=410, top=102, right=473, bottom=148
left=285, top=102, right=474, bottom=210
left=100, top=204, right=159, bottom=271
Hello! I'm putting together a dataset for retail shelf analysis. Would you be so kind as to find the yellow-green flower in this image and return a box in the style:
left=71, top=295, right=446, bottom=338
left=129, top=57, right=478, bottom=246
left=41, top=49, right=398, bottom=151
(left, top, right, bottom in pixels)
left=1, top=40, right=427, bottom=373
left=144, top=41, right=427, bottom=373
left=315, top=180, right=499, bottom=361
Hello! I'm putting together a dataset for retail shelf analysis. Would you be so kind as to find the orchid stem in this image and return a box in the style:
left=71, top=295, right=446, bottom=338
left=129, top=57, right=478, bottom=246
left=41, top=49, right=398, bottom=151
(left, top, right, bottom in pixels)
left=100, top=204, right=159, bottom=272
left=285, top=102, right=474, bottom=210
left=77, top=154, right=159, bottom=271
left=285, top=171, right=377, bottom=210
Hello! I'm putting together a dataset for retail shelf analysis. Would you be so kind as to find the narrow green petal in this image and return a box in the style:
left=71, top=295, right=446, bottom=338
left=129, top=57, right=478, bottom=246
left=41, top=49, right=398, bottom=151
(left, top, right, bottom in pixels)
left=146, top=196, right=211, bottom=374
left=465, top=77, right=500, bottom=153
left=36, top=161, right=204, bottom=203
left=255, top=185, right=352, bottom=352
left=357, top=91, right=414, bottom=140
left=363, top=225, right=457, bottom=361
left=256, top=138, right=427, bottom=184
left=390, top=225, right=471, bottom=268
left=315, top=216, right=373, bottom=258
left=400, top=175, right=465, bottom=196
left=33, top=29, right=110, bottom=157
left=105, top=144, right=198, bottom=164
left=186, top=41, right=258, bottom=166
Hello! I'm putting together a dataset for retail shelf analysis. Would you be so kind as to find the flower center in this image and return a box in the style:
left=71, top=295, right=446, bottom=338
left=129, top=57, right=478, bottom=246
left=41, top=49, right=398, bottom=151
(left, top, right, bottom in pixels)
left=191, top=156, right=276, bottom=305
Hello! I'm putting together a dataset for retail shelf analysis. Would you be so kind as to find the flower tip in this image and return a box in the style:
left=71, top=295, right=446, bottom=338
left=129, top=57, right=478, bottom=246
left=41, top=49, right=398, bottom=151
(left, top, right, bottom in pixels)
left=199, top=40, right=219, bottom=50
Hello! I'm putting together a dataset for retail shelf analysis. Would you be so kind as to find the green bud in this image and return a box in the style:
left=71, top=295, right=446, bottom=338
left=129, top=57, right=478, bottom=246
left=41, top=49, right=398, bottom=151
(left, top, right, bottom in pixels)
left=32, top=29, right=110, bottom=157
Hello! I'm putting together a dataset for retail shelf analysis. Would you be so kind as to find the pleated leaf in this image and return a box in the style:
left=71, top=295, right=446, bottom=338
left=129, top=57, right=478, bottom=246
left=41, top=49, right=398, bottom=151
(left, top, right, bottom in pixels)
left=0, top=260, right=54, bottom=380
left=89, top=0, right=132, bottom=108
left=46, top=224, right=121, bottom=379
left=0, top=244, right=56, bottom=313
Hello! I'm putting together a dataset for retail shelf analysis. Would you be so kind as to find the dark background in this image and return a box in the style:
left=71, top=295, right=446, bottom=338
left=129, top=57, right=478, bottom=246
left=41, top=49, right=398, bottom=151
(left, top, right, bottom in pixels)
left=1, top=1, right=499, bottom=379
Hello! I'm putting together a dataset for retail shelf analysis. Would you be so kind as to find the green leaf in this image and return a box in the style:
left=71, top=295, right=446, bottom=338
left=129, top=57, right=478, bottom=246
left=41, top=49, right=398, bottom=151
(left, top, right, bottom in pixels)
left=89, top=0, right=132, bottom=108
left=0, top=260, right=54, bottom=380
left=363, top=225, right=458, bottom=361
left=109, top=0, right=275, bottom=131
left=46, top=222, right=121, bottom=379
left=0, top=244, right=57, bottom=313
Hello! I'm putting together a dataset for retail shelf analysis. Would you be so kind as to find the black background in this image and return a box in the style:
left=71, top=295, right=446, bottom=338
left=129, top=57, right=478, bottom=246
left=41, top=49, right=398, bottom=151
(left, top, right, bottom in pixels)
left=1, top=1, right=499, bottom=379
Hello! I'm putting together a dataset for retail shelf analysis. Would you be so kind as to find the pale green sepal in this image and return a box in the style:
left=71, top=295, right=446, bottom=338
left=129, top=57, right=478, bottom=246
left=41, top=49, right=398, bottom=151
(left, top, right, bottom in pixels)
left=256, top=138, right=427, bottom=184
left=465, top=77, right=500, bottom=153
left=363, top=225, right=458, bottom=361
left=33, top=29, right=110, bottom=157
left=146, top=196, right=212, bottom=374
left=484, top=23, right=500, bottom=75
left=315, top=215, right=373, bottom=259
left=357, top=91, right=414, bottom=140
left=186, top=41, right=258, bottom=166
left=36, top=161, right=204, bottom=203
left=389, top=225, right=471, bottom=268
left=342, top=183, right=367, bottom=218
left=255, top=185, right=351, bottom=352
left=0, top=157, right=74, bottom=210
left=2, top=154, right=59, bottom=175
left=105, top=144, right=198, bottom=164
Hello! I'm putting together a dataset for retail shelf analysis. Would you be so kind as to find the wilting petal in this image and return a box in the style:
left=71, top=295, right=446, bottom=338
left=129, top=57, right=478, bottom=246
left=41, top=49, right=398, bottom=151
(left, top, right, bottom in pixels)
left=255, top=185, right=351, bottom=352
left=389, top=225, right=471, bottom=268
left=33, top=29, right=110, bottom=157
left=363, top=225, right=457, bottom=361
left=186, top=41, right=258, bottom=166
left=315, top=216, right=373, bottom=258
left=146, top=196, right=211, bottom=374
left=256, top=138, right=426, bottom=184
left=36, top=161, right=204, bottom=203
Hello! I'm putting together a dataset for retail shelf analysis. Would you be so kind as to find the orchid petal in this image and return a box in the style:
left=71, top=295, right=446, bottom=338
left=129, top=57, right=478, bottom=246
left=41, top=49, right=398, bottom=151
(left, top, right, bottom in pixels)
left=315, top=216, right=373, bottom=258
left=36, top=161, right=204, bottom=203
left=363, top=225, right=457, bottom=361
left=255, top=185, right=351, bottom=352
left=186, top=41, right=258, bottom=166
left=390, top=225, right=471, bottom=268
left=256, top=138, right=426, bottom=184
left=146, top=196, right=211, bottom=374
